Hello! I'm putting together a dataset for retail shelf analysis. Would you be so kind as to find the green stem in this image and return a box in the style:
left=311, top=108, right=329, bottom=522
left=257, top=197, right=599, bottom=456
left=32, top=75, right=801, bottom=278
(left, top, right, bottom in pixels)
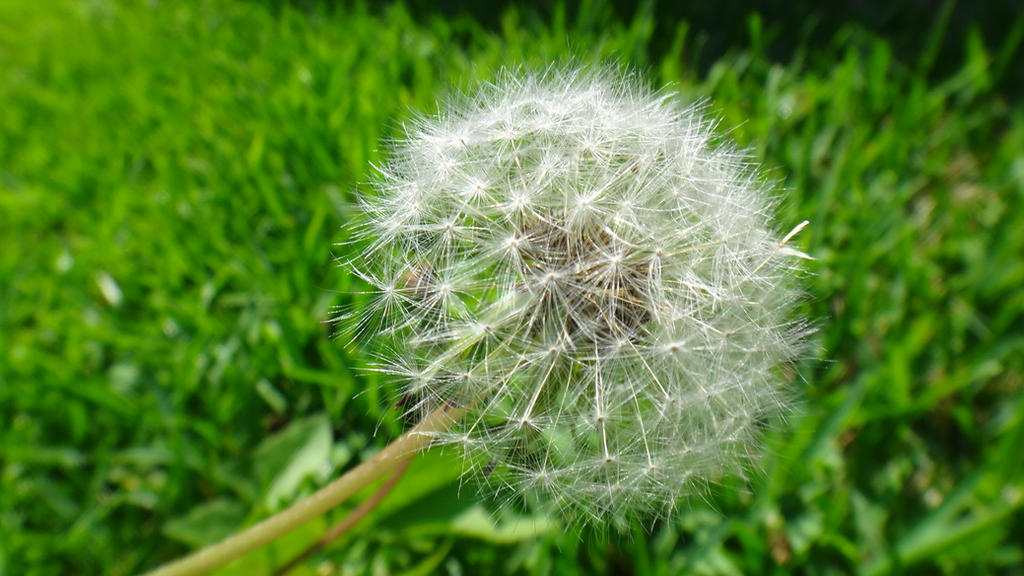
left=144, top=406, right=464, bottom=576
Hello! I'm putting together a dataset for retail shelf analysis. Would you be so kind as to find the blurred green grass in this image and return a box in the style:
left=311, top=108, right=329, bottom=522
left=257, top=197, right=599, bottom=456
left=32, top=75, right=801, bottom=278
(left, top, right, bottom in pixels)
left=1, top=1, right=1022, bottom=574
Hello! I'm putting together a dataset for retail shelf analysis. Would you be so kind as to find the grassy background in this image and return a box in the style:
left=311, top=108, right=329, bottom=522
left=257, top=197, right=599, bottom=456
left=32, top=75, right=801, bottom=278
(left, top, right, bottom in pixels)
left=2, top=0, right=1023, bottom=574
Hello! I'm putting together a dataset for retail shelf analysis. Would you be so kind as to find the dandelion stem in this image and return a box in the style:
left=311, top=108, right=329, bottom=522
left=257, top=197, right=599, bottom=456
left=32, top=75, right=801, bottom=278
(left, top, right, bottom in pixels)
left=144, top=405, right=464, bottom=576
left=273, top=457, right=413, bottom=576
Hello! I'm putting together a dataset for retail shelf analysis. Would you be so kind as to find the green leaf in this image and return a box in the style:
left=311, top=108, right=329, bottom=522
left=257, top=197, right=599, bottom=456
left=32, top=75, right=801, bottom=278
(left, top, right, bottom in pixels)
left=163, top=499, right=247, bottom=548
left=449, top=504, right=556, bottom=544
left=376, top=478, right=555, bottom=545
left=254, top=414, right=333, bottom=510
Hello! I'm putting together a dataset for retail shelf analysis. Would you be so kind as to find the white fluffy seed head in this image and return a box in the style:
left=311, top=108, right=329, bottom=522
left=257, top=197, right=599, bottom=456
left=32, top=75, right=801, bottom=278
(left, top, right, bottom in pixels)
left=343, top=65, right=809, bottom=526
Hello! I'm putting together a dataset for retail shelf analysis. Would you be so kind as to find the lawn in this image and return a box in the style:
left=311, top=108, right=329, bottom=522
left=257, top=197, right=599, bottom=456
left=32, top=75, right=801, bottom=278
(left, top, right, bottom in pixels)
left=1, top=1, right=1023, bottom=574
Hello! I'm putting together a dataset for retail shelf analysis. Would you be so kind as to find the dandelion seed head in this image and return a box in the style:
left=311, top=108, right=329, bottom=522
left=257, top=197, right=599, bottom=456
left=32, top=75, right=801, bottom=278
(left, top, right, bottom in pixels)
left=344, top=65, right=808, bottom=526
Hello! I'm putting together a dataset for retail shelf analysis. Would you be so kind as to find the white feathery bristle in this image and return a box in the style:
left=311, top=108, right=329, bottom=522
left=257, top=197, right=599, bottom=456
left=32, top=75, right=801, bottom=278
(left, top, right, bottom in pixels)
left=343, top=65, right=808, bottom=526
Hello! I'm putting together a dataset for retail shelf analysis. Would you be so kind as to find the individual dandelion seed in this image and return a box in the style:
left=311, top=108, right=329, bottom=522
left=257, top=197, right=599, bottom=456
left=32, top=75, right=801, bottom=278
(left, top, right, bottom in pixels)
left=344, top=64, right=811, bottom=527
